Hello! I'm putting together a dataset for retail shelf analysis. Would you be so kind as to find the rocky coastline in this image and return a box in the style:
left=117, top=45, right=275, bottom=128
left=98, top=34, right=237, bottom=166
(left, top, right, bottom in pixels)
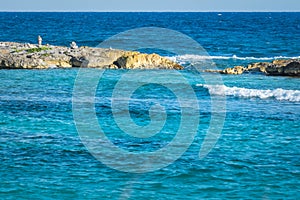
left=1, top=42, right=299, bottom=77
left=205, top=59, right=300, bottom=76
left=0, top=42, right=183, bottom=70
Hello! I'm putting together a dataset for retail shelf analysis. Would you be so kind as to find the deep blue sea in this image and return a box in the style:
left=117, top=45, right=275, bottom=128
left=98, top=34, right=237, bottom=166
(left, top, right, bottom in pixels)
left=0, top=12, right=300, bottom=199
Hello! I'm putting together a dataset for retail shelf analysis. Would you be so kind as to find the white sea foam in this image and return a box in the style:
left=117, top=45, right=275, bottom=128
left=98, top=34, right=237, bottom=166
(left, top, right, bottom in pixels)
left=166, top=54, right=300, bottom=63
left=196, top=84, right=300, bottom=102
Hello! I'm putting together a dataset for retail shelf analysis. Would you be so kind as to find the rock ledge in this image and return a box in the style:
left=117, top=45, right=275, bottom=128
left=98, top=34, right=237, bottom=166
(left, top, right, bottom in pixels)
left=205, top=59, right=300, bottom=76
left=0, top=42, right=183, bottom=70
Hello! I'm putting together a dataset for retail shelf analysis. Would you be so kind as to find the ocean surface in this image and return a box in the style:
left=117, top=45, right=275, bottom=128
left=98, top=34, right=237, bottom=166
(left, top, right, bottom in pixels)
left=0, top=12, right=300, bottom=199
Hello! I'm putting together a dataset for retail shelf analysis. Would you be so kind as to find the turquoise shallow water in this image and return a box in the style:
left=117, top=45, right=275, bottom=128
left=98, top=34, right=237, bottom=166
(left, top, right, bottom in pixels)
left=0, top=69, right=299, bottom=199
left=0, top=12, right=300, bottom=199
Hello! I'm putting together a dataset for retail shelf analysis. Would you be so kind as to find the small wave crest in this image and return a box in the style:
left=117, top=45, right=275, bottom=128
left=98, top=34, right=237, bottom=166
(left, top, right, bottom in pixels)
left=167, top=54, right=300, bottom=64
left=196, top=84, right=300, bottom=102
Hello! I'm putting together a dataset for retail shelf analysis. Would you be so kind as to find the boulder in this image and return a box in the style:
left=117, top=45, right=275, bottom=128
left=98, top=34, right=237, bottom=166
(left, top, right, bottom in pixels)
left=70, top=41, right=78, bottom=49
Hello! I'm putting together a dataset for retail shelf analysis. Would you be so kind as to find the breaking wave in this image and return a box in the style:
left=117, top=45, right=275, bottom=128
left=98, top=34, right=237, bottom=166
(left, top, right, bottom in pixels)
left=167, top=54, right=300, bottom=64
left=197, top=84, right=300, bottom=102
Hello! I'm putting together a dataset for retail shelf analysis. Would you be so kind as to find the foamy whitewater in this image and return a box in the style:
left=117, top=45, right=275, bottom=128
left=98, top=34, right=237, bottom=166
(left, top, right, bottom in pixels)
left=197, top=84, right=300, bottom=102
left=167, top=54, right=300, bottom=63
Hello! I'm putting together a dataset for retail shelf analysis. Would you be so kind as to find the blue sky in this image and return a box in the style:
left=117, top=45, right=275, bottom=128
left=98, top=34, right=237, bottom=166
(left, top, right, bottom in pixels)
left=0, top=0, right=299, bottom=11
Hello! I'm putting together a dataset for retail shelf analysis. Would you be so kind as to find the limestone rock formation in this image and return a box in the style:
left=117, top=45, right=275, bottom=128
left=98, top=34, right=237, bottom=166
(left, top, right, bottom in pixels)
left=246, top=59, right=300, bottom=76
left=221, top=65, right=245, bottom=75
left=205, top=59, right=300, bottom=76
left=204, top=66, right=245, bottom=75
left=246, top=62, right=268, bottom=73
left=0, top=42, right=183, bottom=70
left=113, top=52, right=183, bottom=70
left=264, top=60, right=300, bottom=76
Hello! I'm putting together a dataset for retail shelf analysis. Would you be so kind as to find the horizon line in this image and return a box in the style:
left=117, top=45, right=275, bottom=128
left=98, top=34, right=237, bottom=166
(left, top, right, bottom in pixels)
left=0, top=10, right=300, bottom=13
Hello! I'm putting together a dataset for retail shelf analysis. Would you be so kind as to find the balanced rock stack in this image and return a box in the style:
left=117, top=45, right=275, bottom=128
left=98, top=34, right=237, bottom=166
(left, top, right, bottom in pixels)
left=0, top=42, right=183, bottom=70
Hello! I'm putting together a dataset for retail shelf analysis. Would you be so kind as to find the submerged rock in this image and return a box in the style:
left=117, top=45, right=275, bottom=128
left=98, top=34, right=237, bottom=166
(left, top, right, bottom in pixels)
left=0, top=42, right=183, bottom=70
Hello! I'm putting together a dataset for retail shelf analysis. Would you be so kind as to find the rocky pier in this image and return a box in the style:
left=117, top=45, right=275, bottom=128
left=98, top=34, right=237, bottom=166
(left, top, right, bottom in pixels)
left=0, top=42, right=183, bottom=70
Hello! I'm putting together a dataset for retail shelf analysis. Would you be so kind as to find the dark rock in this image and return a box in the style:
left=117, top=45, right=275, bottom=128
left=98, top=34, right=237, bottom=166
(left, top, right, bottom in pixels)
left=205, top=59, right=300, bottom=76
left=70, top=57, right=89, bottom=68
left=265, top=60, right=300, bottom=76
